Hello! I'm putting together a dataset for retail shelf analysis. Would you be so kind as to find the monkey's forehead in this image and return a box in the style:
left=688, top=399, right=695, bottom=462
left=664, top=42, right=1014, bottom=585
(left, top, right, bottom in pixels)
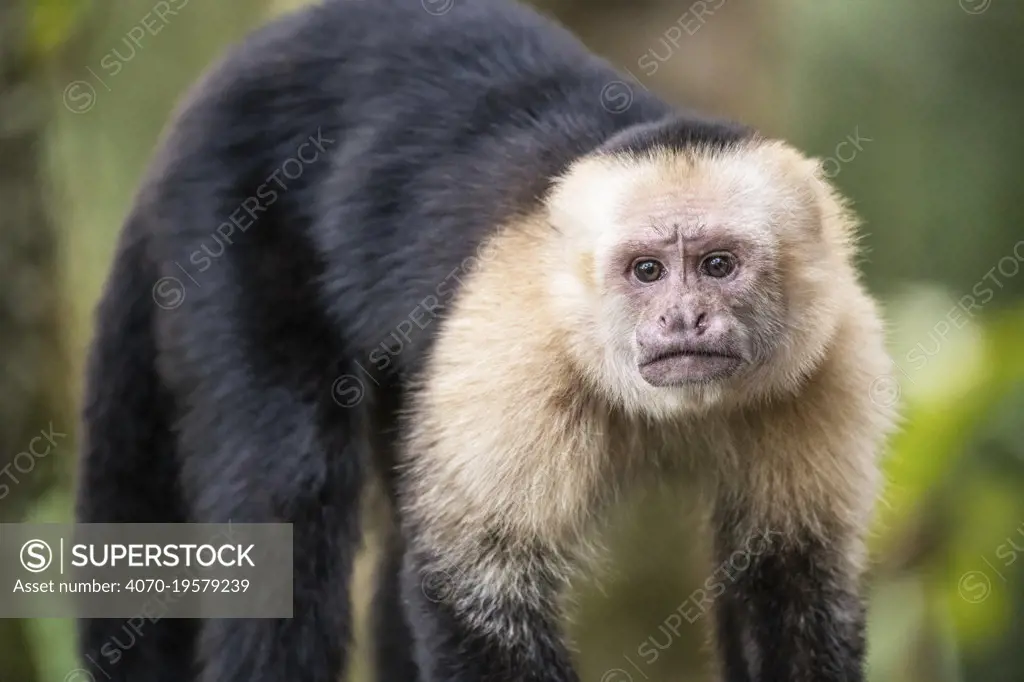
left=546, top=140, right=821, bottom=246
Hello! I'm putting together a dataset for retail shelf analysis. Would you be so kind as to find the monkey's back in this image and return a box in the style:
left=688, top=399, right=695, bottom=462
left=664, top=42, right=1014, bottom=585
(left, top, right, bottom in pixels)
left=76, top=1, right=686, bottom=531
left=130, top=0, right=683, bottom=383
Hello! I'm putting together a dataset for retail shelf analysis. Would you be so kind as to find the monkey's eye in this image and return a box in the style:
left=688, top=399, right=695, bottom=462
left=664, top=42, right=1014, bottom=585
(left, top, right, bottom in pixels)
left=633, top=259, right=665, bottom=283
left=701, top=253, right=736, bottom=278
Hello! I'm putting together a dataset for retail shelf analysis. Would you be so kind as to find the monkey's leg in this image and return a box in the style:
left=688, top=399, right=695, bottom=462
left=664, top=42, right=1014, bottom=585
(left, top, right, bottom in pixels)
left=372, top=529, right=421, bottom=682
left=77, top=238, right=198, bottom=681
left=181, top=397, right=365, bottom=682
left=195, top=509, right=361, bottom=682
left=712, top=524, right=866, bottom=682
left=400, top=543, right=579, bottom=682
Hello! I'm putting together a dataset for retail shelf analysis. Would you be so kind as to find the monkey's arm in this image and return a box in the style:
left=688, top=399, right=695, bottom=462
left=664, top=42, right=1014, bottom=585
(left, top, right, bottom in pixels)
left=711, top=523, right=868, bottom=682
left=708, top=344, right=889, bottom=682
left=394, top=223, right=615, bottom=681
left=400, top=540, right=580, bottom=682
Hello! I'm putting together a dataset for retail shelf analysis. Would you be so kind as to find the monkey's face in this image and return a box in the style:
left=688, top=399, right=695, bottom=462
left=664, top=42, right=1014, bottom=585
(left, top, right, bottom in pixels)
left=547, top=141, right=852, bottom=414
left=609, top=210, right=782, bottom=387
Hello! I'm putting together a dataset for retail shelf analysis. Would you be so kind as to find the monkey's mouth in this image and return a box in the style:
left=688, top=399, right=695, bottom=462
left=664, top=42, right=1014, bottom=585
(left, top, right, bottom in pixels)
left=637, top=348, right=742, bottom=386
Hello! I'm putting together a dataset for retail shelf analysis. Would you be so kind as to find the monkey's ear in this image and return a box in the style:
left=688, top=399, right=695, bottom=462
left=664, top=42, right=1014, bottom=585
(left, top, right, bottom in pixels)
left=808, top=155, right=860, bottom=244
left=761, top=141, right=859, bottom=246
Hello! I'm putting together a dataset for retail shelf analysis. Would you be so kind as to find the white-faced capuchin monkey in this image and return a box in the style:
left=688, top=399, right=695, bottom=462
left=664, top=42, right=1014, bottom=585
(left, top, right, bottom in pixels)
left=77, top=0, right=898, bottom=681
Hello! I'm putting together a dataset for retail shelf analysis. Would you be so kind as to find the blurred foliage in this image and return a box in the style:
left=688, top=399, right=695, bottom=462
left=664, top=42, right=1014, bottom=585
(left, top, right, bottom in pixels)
left=2, top=0, right=1022, bottom=680
left=30, top=0, right=88, bottom=59
left=0, top=2, right=72, bottom=680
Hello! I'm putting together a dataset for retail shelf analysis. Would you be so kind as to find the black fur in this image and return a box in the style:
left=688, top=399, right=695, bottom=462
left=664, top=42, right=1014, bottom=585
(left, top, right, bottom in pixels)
left=77, top=1, right=751, bottom=681
left=402, top=564, right=576, bottom=682
left=712, top=511, right=867, bottom=682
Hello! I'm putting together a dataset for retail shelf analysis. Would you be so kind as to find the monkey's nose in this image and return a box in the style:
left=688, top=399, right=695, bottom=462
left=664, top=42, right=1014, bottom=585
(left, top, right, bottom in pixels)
left=659, top=309, right=709, bottom=334
left=693, top=312, right=708, bottom=333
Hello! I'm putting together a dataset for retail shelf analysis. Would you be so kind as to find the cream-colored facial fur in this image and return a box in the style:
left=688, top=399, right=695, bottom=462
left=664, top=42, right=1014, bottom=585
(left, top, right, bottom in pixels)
left=545, top=141, right=861, bottom=418
left=399, top=139, right=897, bottom=624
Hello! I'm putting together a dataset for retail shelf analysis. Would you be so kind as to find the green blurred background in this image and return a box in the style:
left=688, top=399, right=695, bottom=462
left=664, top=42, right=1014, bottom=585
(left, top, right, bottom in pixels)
left=2, top=0, right=1023, bottom=680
